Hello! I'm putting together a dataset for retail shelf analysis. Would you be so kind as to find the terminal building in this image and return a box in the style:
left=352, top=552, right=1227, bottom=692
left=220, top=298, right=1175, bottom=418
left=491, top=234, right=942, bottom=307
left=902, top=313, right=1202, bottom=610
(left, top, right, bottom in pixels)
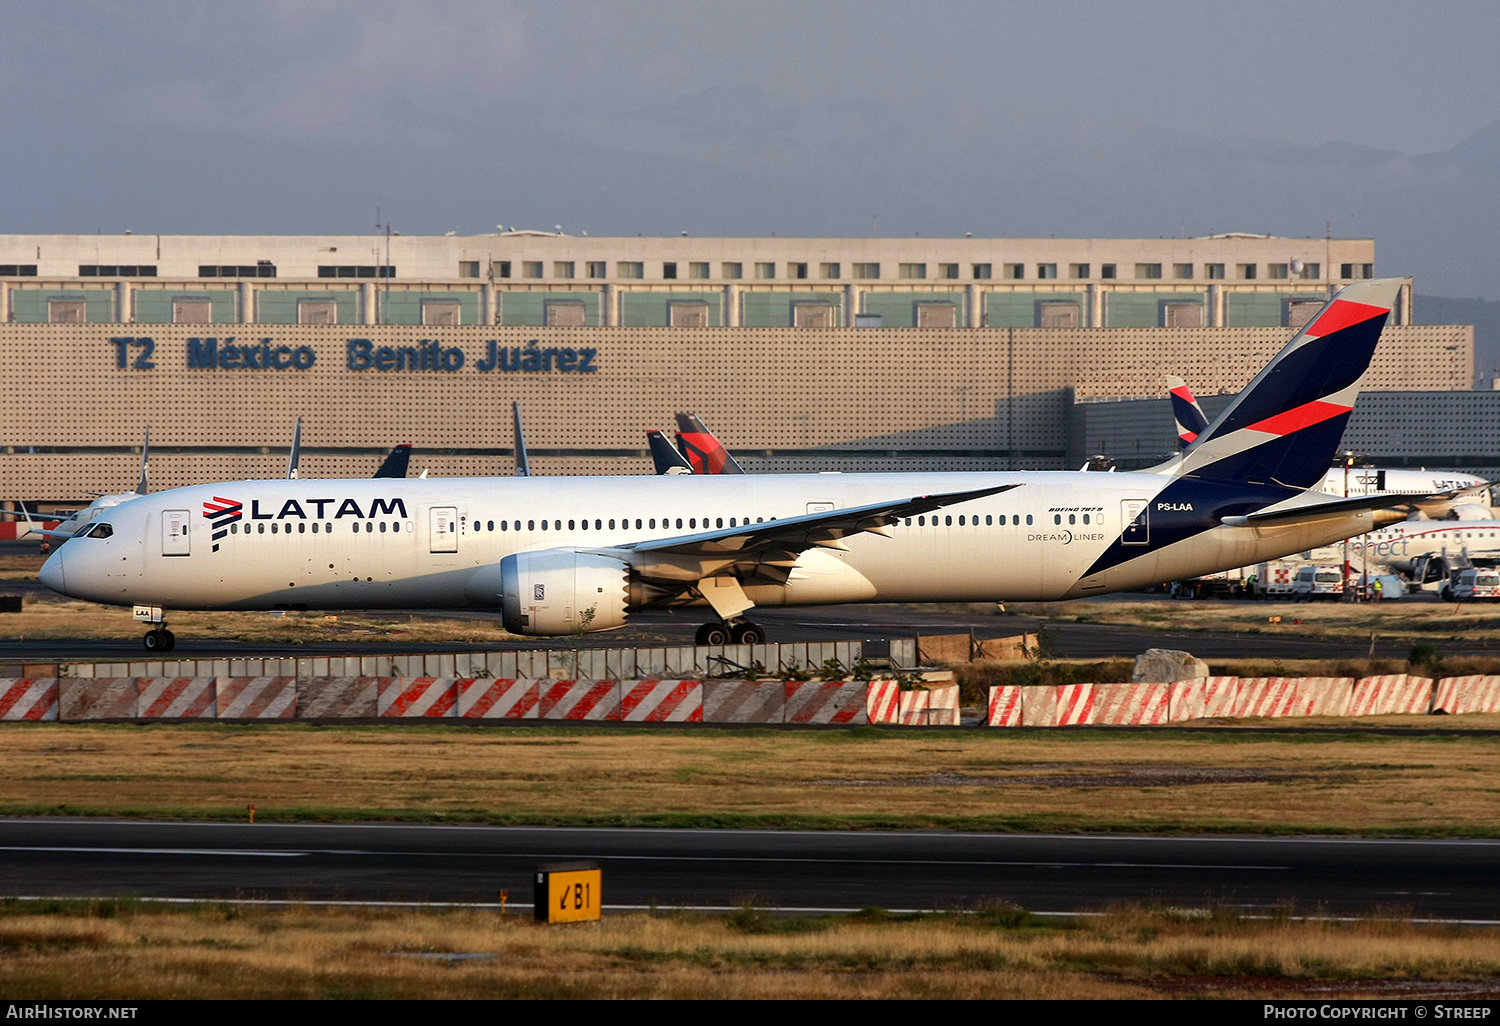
left=0, top=231, right=1475, bottom=502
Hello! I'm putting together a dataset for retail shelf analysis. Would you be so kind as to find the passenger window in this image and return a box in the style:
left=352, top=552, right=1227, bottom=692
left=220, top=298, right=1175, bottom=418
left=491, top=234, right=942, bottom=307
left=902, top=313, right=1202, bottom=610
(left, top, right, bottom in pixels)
left=367, top=522, right=374, bottom=533
left=918, top=516, right=926, bottom=526
left=258, top=523, right=265, bottom=534
left=570, top=520, right=577, bottom=530
left=393, top=522, right=400, bottom=533
left=1083, top=514, right=1090, bottom=524
left=717, top=518, right=724, bottom=528
left=527, top=520, right=534, bottom=531
left=487, top=520, right=494, bottom=531
left=541, top=520, right=548, bottom=531
left=904, top=518, right=911, bottom=526
left=271, top=523, right=279, bottom=534
left=690, top=519, right=696, bottom=528
left=554, top=521, right=560, bottom=531
left=985, top=515, right=992, bottom=525
left=649, top=519, right=656, bottom=529
left=299, top=522, right=306, bottom=534
left=379, top=522, right=387, bottom=533
left=1069, top=514, right=1076, bottom=525
left=1026, top=515, right=1033, bottom=525
left=1054, top=515, right=1062, bottom=525
left=676, top=519, right=683, bottom=528
left=231, top=523, right=239, bottom=534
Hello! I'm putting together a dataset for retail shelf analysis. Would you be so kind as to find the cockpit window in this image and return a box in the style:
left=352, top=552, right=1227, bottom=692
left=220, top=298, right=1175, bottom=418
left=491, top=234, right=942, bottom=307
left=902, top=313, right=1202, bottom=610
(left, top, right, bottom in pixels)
left=81, top=523, right=113, bottom=539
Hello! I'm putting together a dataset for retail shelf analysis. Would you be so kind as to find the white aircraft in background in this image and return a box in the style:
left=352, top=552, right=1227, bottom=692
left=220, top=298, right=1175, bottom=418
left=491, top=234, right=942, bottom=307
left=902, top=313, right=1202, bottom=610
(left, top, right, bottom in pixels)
left=1, top=429, right=153, bottom=554
left=1167, top=376, right=1490, bottom=511
left=42, top=280, right=1446, bottom=652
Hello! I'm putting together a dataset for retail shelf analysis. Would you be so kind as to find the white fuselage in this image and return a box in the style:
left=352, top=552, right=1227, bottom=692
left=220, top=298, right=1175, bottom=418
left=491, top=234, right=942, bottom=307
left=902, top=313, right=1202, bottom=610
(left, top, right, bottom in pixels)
left=1348, top=518, right=1500, bottom=572
left=41, top=472, right=1382, bottom=626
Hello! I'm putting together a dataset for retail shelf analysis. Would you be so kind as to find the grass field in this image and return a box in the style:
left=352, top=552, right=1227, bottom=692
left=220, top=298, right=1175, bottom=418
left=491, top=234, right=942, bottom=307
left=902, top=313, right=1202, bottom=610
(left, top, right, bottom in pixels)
left=4, top=720, right=1499, bottom=834
left=1, top=899, right=1496, bottom=999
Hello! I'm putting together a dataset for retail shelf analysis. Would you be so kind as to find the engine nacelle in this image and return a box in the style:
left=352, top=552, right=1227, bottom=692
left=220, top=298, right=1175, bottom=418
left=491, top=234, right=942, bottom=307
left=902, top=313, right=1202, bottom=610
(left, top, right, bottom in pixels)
left=470, top=549, right=629, bottom=636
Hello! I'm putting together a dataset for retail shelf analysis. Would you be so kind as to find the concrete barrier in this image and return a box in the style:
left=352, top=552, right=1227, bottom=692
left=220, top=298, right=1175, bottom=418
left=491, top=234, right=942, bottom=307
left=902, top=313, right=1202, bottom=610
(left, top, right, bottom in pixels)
left=987, top=685, right=1024, bottom=726
left=702, top=680, right=785, bottom=723
left=1091, top=681, right=1170, bottom=725
left=59, top=678, right=138, bottom=720
left=1055, top=684, right=1095, bottom=725
left=866, top=680, right=902, bottom=724
left=0, top=679, right=58, bottom=721
left=1433, top=675, right=1500, bottom=715
left=298, top=677, right=377, bottom=718
left=1295, top=677, right=1353, bottom=717
left=537, top=680, right=618, bottom=720
left=1234, top=677, right=1299, bottom=718
left=1019, top=685, right=1057, bottom=726
left=378, top=677, right=458, bottom=718
left=1350, top=675, right=1434, bottom=716
left=457, top=678, right=540, bottom=719
left=217, top=677, right=296, bottom=719
left=619, top=680, right=702, bottom=722
left=785, top=681, right=870, bottom=725
left=137, top=677, right=216, bottom=719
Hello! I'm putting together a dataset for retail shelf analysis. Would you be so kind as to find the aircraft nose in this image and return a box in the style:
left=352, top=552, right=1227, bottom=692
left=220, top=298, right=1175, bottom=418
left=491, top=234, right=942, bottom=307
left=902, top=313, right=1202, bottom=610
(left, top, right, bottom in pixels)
left=38, top=550, right=66, bottom=595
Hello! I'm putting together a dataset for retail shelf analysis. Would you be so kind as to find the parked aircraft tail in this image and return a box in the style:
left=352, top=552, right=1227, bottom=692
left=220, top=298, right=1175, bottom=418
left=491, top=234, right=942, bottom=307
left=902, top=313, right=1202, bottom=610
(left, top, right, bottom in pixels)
left=372, top=444, right=412, bottom=479
left=674, top=413, right=745, bottom=475
left=1165, top=375, right=1208, bottom=448
left=648, top=430, right=693, bottom=474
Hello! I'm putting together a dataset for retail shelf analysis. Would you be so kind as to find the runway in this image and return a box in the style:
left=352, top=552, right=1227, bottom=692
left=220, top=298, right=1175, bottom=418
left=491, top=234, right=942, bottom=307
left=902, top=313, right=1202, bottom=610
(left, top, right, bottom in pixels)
left=4, top=819, right=1497, bottom=920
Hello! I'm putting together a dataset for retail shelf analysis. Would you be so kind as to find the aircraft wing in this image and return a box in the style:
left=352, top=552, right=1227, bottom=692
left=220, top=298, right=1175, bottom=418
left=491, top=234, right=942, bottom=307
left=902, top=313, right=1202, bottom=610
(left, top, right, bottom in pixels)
left=0, top=509, right=73, bottom=520
left=1220, top=491, right=1456, bottom=529
left=608, top=483, right=1019, bottom=589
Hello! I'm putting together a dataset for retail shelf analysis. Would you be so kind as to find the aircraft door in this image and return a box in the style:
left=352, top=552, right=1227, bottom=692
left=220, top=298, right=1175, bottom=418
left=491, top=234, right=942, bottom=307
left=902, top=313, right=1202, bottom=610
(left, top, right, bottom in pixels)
left=1121, top=500, right=1149, bottom=545
left=162, top=509, right=190, bottom=556
left=430, top=507, right=459, bottom=553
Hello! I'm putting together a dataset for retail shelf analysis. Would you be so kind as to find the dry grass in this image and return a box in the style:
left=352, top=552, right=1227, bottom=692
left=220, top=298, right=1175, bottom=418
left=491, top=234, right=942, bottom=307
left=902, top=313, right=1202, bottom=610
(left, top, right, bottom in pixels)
left=5, top=721, right=1500, bottom=834
left=0, top=900, right=1496, bottom=999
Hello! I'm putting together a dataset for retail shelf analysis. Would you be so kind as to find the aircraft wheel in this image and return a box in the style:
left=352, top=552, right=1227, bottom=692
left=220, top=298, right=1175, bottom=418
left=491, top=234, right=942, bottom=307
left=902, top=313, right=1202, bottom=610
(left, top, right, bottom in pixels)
left=699, top=623, right=732, bottom=646
left=732, top=623, right=765, bottom=645
left=161, top=629, right=176, bottom=651
left=143, top=630, right=163, bottom=652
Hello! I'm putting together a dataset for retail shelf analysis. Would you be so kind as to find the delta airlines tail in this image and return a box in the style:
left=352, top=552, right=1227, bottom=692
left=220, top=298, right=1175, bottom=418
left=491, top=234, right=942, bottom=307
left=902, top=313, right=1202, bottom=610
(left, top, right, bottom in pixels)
left=675, top=413, right=745, bottom=475
left=42, top=280, right=1431, bottom=651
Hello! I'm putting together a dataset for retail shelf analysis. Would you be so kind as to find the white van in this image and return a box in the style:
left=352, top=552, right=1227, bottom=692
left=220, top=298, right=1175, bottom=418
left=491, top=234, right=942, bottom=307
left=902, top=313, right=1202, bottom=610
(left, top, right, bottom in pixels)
left=1452, top=567, right=1500, bottom=602
left=1291, top=564, right=1344, bottom=600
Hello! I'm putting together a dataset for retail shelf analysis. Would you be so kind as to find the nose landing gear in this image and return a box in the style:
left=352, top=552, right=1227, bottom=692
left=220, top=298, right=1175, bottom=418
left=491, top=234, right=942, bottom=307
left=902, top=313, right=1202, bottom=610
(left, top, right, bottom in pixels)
left=142, top=627, right=176, bottom=652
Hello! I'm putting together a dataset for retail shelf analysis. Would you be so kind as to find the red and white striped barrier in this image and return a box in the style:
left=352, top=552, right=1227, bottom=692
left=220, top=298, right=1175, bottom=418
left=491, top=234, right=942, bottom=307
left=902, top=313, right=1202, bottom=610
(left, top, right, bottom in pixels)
left=619, top=680, right=702, bottom=722
left=1433, top=676, right=1500, bottom=715
left=1168, top=677, right=1237, bottom=722
left=703, top=681, right=785, bottom=723
left=1056, top=684, right=1094, bottom=726
left=1020, top=685, right=1057, bottom=726
left=217, top=677, right=296, bottom=719
left=537, top=680, right=618, bottom=720
left=1234, top=677, right=1299, bottom=718
left=1295, top=677, right=1353, bottom=717
left=987, top=685, right=1024, bottom=727
left=457, top=678, right=540, bottom=719
left=867, top=680, right=901, bottom=724
left=0, top=520, right=56, bottom=540
left=0, top=679, right=58, bottom=721
left=60, top=678, right=138, bottom=720
left=298, top=677, right=378, bottom=718
left=785, top=681, right=869, bottom=724
left=1350, top=675, right=1434, bottom=717
left=378, top=677, right=457, bottom=717
left=922, top=684, right=960, bottom=726
left=138, top=677, right=216, bottom=719
left=1091, top=682, right=1170, bottom=725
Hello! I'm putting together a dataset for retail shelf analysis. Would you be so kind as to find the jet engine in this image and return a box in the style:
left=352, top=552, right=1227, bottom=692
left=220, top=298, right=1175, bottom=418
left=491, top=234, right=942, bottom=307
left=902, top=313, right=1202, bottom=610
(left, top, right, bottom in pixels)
left=467, top=549, right=630, bottom=636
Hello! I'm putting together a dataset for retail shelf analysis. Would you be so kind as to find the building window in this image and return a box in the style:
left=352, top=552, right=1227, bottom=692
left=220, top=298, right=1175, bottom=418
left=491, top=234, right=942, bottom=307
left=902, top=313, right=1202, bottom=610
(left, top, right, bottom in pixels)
left=173, top=299, right=212, bottom=324
left=668, top=301, right=708, bottom=327
left=971, top=263, right=992, bottom=280
left=790, top=262, right=808, bottom=279
left=459, top=261, right=480, bottom=278
left=202, top=264, right=275, bottom=278
left=820, top=262, right=840, bottom=279
left=495, top=261, right=512, bottom=278
left=1206, top=263, right=1225, bottom=279
left=49, top=299, right=87, bottom=323
left=939, top=263, right=959, bottom=280
left=915, top=303, right=956, bottom=328
left=1268, top=263, right=1289, bottom=279
left=1004, top=263, right=1024, bottom=279
left=422, top=300, right=461, bottom=326
left=297, top=299, right=338, bottom=325
left=722, top=262, right=743, bottom=279
left=544, top=301, right=586, bottom=327
left=523, top=261, right=544, bottom=279
left=617, top=261, right=644, bottom=279
left=0, top=265, right=37, bottom=276
left=1101, top=264, right=1117, bottom=279
left=1237, top=263, right=1257, bottom=280
left=689, top=262, right=710, bottom=279
left=317, top=265, right=393, bottom=278
left=1360, top=263, right=1374, bottom=278
left=586, top=261, right=605, bottom=279
left=1173, top=263, right=1193, bottom=279
left=853, top=262, right=880, bottom=279
left=1135, top=263, right=1162, bottom=279
left=755, top=262, right=775, bottom=279
left=1299, top=262, right=1321, bottom=280
left=554, top=261, right=575, bottom=279
left=1340, top=263, right=1354, bottom=279
left=1070, top=263, right=1090, bottom=279
left=793, top=303, right=835, bottom=328
left=78, top=265, right=157, bottom=277
left=1037, top=263, right=1057, bottom=279
left=899, top=262, right=926, bottom=279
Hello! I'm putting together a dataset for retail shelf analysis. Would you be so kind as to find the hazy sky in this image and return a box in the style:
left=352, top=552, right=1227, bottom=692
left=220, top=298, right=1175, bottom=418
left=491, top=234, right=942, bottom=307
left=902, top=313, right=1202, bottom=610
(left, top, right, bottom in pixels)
left=5, top=1, right=1500, bottom=296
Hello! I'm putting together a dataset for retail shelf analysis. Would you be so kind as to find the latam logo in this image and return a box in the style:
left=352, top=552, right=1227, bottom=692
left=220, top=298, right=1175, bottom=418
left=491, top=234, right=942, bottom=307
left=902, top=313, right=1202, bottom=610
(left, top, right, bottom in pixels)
left=202, top=496, right=243, bottom=552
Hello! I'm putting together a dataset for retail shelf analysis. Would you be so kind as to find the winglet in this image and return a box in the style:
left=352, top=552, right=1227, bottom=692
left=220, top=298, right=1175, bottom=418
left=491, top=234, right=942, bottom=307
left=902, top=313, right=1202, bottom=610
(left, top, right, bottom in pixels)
left=136, top=426, right=151, bottom=494
left=513, top=402, right=531, bottom=477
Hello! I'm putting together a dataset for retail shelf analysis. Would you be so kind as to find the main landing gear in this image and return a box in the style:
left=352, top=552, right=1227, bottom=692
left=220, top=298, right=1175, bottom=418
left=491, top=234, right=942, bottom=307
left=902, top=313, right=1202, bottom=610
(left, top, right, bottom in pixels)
left=142, top=627, right=176, bottom=652
left=694, top=619, right=766, bottom=646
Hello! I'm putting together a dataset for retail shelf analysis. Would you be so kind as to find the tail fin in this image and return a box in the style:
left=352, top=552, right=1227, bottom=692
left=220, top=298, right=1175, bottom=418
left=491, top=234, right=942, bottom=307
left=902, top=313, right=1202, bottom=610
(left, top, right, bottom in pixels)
left=1167, top=278, right=1404, bottom=489
left=512, top=401, right=531, bottom=477
left=648, top=430, right=694, bottom=474
left=674, top=413, right=745, bottom=475
left=372, top=444, right=411, bottom=478
left=136, top=426, right=150, bottom=494
left=286, top=416, right=302, bottom=480
left=1165, top=375, right=1208, bottom=448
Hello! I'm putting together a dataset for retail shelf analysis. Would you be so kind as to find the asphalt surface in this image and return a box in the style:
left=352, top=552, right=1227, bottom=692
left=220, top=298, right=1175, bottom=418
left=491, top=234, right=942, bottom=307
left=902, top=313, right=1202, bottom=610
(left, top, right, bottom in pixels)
left=3, top=820, right=1496, bottom=919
